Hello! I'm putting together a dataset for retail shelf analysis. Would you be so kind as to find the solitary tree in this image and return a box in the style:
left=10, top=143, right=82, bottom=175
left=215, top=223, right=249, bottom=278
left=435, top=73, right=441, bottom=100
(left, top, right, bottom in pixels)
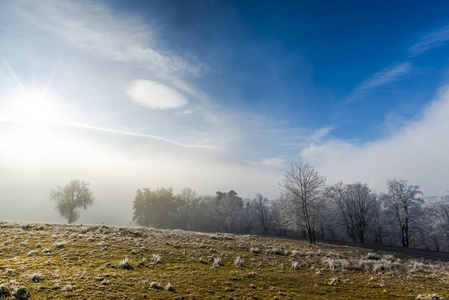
left=279, top=159, right=326, bottom=243
left=50, top=179, right=94, bottom=224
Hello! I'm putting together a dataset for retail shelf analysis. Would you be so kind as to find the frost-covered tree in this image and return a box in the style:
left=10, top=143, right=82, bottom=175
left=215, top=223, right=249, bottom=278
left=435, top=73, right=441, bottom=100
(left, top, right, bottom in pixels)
left=381, top=179, right=422, bottom=248
left=371, top=199, right=391, bottom=245
left=50, top=179, right=94, bottom=224
left=423, top=195, right=449, bottom=251
left=270, top=198, right=289, bottom=236
left=215, top=190, right=243, bottom=233
left=168, top=188, right=199, bottom=230
left=250, top=194, right=273, bottom=235
left=328, top=182, right=377, bottom=243
left=279, top=159, right=326, bottom=243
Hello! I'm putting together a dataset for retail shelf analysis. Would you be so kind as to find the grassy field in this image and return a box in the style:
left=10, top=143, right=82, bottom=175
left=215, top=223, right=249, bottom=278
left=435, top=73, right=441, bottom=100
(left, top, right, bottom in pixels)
left=0, top=222, right=448, bottom=299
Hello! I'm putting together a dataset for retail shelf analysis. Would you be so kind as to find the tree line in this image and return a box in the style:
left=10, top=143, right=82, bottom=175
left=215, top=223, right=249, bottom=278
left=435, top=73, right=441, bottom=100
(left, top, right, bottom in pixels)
left=50, top=159, right=449, bottom=251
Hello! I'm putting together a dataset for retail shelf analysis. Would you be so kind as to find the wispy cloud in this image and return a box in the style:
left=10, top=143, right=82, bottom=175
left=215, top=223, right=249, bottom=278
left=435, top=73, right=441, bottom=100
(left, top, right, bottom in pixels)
left=125, top=80, right=187, bottom=110
left=309, top=126, right=334, bottom=143
left=28, top=0, right=200, bottom=76
left=7, top=0, right=207, bottom=102
left=408, top=25, right=449, bottom=56
left=59, top=121, right=218, bottom=150
left=346, top=62, right=412, bottom=103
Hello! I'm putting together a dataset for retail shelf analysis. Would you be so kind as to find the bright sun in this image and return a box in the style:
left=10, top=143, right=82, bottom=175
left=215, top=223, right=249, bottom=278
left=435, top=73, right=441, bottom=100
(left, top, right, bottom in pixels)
left=0, top=86, right=72, bottom=165
left=3, top=87, right=64, bottom=125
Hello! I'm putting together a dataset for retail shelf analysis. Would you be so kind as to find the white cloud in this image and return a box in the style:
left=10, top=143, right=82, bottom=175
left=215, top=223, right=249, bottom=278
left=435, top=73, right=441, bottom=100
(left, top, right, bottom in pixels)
left=125, top=80, right=187, bottom=110
left=408, top=25, right=449, bottom=56
left=346, top=62, right=412, bottom=103
left=309, top=126, right=334, bottom=143
left=302, top=85, right=449, bottom=195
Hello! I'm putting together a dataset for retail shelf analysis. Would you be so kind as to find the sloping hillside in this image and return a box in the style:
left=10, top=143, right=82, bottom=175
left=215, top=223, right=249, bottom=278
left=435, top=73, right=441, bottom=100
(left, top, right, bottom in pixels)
left=0, top=222, right=447, bottom=299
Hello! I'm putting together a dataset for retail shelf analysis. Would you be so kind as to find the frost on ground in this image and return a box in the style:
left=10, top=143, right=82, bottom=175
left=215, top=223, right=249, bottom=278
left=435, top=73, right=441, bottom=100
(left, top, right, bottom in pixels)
left=0, top=221, right=448, bottom=299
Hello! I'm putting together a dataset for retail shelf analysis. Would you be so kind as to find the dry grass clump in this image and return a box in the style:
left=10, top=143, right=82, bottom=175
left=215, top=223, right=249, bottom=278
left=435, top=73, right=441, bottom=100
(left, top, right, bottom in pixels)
left=291, top=261, right=300, bottom=270
left=29, top=273, right=42, bottom=283
left=0, top=284, right=11, bottom=298
left=149, top=281, right=160, bottom=289
left=42, top=248, right=51, bottom=254
left=366, top=252, right=382, bottom=260
left=416, top=294, right=445, bottom=300
left=165, top=282, right=174, bottom=291
left=54, top=241, right=67, bottom=249
left=328, top=277, right=339, bottom=286
left=138, top=257, right=147, bottom=266
left=250, top=247, right=261, bottom=254
left=234, top=256, right=244, bottom=268
left=213, top=257, right=222, bottom=268
left=265, top=248, right=283, bottom=255
left=13, top=287, right=31, bottom=299
left=118, top=257, right=133, bottom=270
left=323, top=255, right=403, bottom=273
left=152, top=254, right=161, bottom=263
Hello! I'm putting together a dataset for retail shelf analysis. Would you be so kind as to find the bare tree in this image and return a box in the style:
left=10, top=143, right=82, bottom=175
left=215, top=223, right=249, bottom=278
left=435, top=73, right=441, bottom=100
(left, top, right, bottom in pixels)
left=423, top=195, right=449, bottom=251
left=381, top=179, right=422, bottom=248
left=215, top=190, right=243, bottom=233
left=328, top=182, right=377, bottom=243
left=372, top=200, right=391, bottom=245
left=250, top=194, right=272, bottom=235
left=50, top=179, right=94, bottom=224
left=279, top=159, right=326, bottom=243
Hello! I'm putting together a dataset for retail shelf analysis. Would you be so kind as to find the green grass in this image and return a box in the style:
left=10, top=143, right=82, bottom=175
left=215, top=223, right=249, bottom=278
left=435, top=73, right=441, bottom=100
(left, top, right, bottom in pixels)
left=0, top=222, right=448, bottom=299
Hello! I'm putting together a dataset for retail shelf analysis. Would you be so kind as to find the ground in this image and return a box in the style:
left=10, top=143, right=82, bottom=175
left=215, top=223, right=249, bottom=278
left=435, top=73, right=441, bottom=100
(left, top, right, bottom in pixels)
left=0, top=222, right=448, bottom=299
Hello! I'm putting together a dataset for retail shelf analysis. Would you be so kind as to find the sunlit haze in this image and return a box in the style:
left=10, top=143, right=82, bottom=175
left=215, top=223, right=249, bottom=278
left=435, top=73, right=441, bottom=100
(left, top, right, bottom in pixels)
left=1, top=0, right=449, bottom=225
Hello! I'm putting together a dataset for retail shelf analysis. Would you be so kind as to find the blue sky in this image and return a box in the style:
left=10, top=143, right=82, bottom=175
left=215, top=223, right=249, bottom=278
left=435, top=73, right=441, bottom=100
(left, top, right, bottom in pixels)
left=1, top=0, right=449, bottom=224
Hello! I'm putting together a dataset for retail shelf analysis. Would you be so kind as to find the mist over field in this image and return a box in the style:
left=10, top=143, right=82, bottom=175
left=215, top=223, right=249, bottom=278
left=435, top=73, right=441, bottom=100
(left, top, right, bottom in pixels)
left=0, top=127, right=284, bottom=225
